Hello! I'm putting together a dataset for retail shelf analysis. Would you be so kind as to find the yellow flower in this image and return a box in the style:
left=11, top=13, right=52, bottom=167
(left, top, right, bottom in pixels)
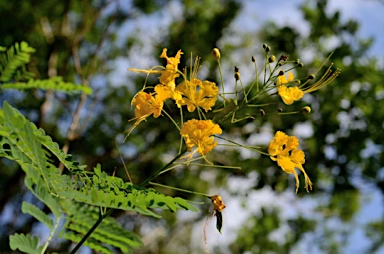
left=277, top=72, right=304, bottom=105
left=277, top=64, right=341, bottom=105
left=210, top=195, right=226, bottom=212
left=133, top=91, right=163, bottom=119
left=268, top=131, right=313, bottom=193
left=128, top=48, right=183, bottom=91
left=124, top=91, right=163, bottom=140
left=180, top=119, right=222, bottom=156
left=175, top=78, right=219, bottom=112
left=159, top=48, right=183, bottom=90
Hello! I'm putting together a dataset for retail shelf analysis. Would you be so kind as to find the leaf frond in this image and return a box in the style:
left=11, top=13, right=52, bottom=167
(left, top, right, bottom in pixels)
left=9, top=233, right=44, bottom=254
left=0, top=41, right=35, bottom=82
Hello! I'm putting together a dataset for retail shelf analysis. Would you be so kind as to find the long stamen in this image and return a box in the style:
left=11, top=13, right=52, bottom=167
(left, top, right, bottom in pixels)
left=300, top=64, right=341, bottom=93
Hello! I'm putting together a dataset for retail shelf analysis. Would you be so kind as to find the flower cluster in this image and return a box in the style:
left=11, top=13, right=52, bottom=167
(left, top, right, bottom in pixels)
left=127, top=49, right=221, bottom=160
left=126, top=45, right=340, bottom=193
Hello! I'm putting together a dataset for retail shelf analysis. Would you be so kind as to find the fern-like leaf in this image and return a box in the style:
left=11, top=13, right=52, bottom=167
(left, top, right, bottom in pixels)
left=0, top=101, right=199, bottom=215
left=65, top=232, right=114, bottom=254
left=22, top=201, right=54, bottom=229
left=24, top=177, right=62, bottom=218
left=9, top=233, right=44, bottom=254
left=63, top=201, right=143, bottom=253
left=0, top=101, right=87, bottom=176
left=54, top=166, right=199, bottom=217
left=0, top=41, right=35, bottom=82
left=1, top=76, right=92, bottom=94
left=0, top=101, right=200, bottom=253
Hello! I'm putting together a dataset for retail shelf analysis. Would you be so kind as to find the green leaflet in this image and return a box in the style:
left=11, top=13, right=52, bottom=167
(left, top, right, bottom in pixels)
left=0, top=42, right=91, bottom=95
left=0, top=41, right=35, bottom=82
left=174, top=197, right=199, bottom=212
left=63, top=201, right=143, bottom=253
left=9, top=233, right=44, bottom=254
left=21, top=202, right=54, bottom=229
left=1, top=76, right=92, bottom=94
left=65, top=232, right=114, bottom=254
left=24, top=177, right=62, bottom=218
left=54, top=176, right=199, bottom=217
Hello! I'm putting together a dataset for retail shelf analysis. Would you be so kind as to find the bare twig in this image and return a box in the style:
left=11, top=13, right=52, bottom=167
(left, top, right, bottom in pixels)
left=59, top=2, right=112, bottom=173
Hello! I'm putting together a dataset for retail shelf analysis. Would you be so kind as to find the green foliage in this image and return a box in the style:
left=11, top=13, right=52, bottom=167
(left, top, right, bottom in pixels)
left=1, top=76, right=92, bottom=94
left=0, top=100, right=198, bottom=253
left=0, top=42, right=91, bottom=94
left=54, top=164, right=199, bottom=217
left=0, top=100, right=197, bottom=214
left=365, top=220, right=384, bottom=253
left=0, top=100, right=80, bottom=188
left=0, top=41, right=35, bottom=82
left=63, top=201, right=143, bottom=254
left=9, top=233, right=44, bottom=254
left=21, top=202, right=54, bottom=229
left=24, top=177, right=62, bottom=219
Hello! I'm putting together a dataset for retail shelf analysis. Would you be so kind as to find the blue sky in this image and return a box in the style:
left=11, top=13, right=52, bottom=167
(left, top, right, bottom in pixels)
left=238, top=0, right=384, bottom=57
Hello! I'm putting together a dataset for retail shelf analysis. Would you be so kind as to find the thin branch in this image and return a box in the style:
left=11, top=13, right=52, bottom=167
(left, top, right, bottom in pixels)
left=115, top=141, right=133, bottom=183
left=69, top=209, right=114, bottom=254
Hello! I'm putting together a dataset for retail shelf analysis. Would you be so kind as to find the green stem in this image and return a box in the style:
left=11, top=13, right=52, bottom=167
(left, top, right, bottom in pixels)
left=149, top=181, right=210, bottom=197
left=214, top=135, right=269, bottom=156
left=158, top=164, right=182, bottom=176
left=140, top=149, right=187, bottom=187
left=162, top=109, right=181, bottom=131
left=217, top=60, right=225, bottom=106
left=70, top=209, right=114, bottom=254
left=41, top=215, right=62, bottom=254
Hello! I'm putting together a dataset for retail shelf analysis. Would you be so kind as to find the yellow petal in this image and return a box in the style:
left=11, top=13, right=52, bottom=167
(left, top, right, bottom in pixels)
left=278, top=85, right=304, bottom=105
left=180, top=119, right=222, bottom=156
left=155, top=84, right=174, bottom=102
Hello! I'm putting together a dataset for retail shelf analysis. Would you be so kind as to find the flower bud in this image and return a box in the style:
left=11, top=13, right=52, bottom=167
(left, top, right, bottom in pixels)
left=268, top=55, right=276, bottom=63
left=298, top=62, right=304, bottom=68
left=212, top=48, right=221, bottom=61
left=260, top=109, right=265, bottom=116
left=234, top=66, right=241, bottom=80
left=252, top=56, right=256, bottom=62
left=279, top=55, right=289, bottom=61
left=278, top=70, right=285, bottom=76
left=307, top=74, right=315, bottom=80
left=300, top=106, right=311, bottom=114
left=262, top=44, right=271, bottom=52
left=294, top=59, right=300, bottom=64
left=278, top=107, right=283, bottom=112
left=234, top=72, right=241, bottom=81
